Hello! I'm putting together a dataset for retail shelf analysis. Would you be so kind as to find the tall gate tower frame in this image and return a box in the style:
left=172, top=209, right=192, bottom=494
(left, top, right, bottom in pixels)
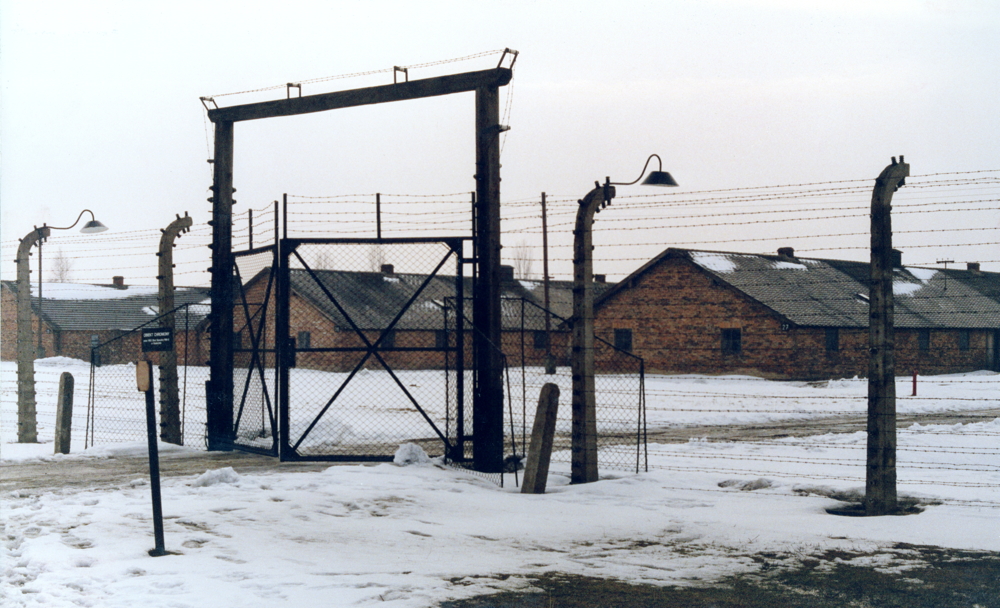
left=203, top=56, right=514, bottom=472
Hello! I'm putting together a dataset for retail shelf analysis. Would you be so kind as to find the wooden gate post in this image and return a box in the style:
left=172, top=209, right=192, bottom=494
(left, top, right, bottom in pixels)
left=473, top=84, right=505, bottom=473
left=207, top=120, right=235, bottom=451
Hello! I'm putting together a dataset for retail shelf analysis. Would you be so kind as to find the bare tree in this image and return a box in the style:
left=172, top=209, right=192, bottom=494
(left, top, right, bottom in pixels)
left=368, top=244, right=387, bottom=272
left=511, top=239, right=534, bottom=280
left=312, top=249, right=332, bottom=270
left=50, top=248, right=73, bottom=282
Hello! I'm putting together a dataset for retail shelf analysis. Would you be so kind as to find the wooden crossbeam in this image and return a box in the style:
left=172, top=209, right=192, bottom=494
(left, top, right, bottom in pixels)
left=208, top=68, right=512, bottom=123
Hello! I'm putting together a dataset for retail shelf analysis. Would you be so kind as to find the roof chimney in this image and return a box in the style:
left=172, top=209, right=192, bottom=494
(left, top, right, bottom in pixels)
left=500, top=264, right=515, bottom=281
left=777, top=247, right=795, bottom=259
left=593, top=274, right=606, bottom=283
left=112, top=276, right=125, bottom=288
left=967, top=262, right=981, bottom=272
left=380, top=264, right=394, bottom=275
left=891, top=249, right=902, bottom=268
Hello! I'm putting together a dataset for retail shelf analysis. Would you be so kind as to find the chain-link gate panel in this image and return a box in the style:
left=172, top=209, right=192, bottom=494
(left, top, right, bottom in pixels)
left=232, top=246, right=279, bottom=455
left=278, top=238, right=468, bottom=461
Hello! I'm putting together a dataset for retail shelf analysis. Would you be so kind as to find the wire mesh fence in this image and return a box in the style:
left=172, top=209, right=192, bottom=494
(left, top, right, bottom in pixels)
left=233, top=246, right=280, bottom=455
left=85, top=303, right=208, bottom=448
left=495, top=298, right=647, bottom=477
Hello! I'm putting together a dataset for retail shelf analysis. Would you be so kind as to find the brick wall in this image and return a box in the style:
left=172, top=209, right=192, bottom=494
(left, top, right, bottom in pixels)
left=2, top=284, right=206, bottom=365
left=594, top=256, right=996, bottom=380
left=1, top=285, right=62, bottom=361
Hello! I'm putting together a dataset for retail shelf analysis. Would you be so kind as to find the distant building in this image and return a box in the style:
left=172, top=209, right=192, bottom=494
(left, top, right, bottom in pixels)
left=237, top=264, right=614, bottom=371
left=0, top=278, right=210, bottom=365
left=593, top=248, right=1000, bottom=379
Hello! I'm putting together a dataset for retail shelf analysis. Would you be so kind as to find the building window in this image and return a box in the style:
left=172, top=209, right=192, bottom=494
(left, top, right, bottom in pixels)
left=721, top=328, right=742, bottom=355
left=958, top=330, right=970, bottom=351
left=918, top=330, right=931, bottom=351
left=533, top=330, right=549, bottom=350
left=825, top=328, right=839, bottom=352
left=435, top=330, right=448, bottom=349
left=381, top=330, right=396, bottom=349
left=297, top=331, right=311, bottom=349
left=614, top=328, right=632, bottom=353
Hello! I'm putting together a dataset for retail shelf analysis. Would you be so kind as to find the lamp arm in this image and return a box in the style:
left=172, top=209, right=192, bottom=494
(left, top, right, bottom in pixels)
left=609, top=154, right=663, bottom=187
left=46, top=209, right=96, bottom=231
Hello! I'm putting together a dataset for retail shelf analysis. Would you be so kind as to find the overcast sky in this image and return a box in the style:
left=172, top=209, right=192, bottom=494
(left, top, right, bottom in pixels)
left=2, top=0, right=998, bottom=283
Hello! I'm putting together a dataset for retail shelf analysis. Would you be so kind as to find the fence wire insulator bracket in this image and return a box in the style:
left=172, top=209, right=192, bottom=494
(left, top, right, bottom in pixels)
left=497, top=48, right=519, bottom=69
left=199, top=96, right=218, bottom=111
left=286, top=83, right=301, bottom=99
left=393, top=66, right=409, bottom=83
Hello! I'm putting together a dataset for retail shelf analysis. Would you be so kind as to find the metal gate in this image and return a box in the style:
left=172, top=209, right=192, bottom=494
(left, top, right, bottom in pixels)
left=276, top=237, right=471, bottom=461
left=231, top=245, right=280, bottom=455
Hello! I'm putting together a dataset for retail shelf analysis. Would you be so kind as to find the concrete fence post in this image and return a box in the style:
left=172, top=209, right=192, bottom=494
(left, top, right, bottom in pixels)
left=54, top=372, right=74, bottom=454
left=866, top=155, right=909, bottom=516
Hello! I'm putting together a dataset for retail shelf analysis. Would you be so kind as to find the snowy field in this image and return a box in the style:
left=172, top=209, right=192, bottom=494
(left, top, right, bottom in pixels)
left=2, top=359, right=998, bottom=607
left=3, top=358, right=997, bottom=457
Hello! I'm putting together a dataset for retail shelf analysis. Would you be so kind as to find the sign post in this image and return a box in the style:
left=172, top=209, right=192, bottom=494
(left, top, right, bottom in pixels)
left=138, top=359, right=167, bottom=556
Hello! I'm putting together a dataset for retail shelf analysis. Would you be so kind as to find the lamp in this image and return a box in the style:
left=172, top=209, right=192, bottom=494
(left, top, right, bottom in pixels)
left=50, top=209, right=109, bottom=234
left=15, top=209, right=109, bottom=443
left=571, top=154, right=677, bottom=484
left=613, top=154, right=679, bottom=187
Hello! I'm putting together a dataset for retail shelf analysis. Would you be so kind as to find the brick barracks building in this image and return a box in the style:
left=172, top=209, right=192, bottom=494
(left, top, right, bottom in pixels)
left=593, top=248, right=1000, bottom=380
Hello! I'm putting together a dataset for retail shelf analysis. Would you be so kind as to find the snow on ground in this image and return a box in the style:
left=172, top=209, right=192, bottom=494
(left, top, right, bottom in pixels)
left=3, top=359, right=995, bottom=459
left=2, top=361, right=998, bottom=607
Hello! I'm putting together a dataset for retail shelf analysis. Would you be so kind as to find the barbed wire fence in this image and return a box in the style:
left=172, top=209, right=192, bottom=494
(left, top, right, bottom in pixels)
left=1, top=169, right=996, bottom=502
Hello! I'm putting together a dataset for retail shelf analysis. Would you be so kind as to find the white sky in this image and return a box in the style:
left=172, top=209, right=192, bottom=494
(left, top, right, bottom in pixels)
left=2, top=0, right=998, bottom=284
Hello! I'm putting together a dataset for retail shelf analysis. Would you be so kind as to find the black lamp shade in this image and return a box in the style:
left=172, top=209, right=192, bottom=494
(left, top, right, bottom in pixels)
left=80, top=220, right=109, bottom=234
left=641, top=171, right=679, bottom=187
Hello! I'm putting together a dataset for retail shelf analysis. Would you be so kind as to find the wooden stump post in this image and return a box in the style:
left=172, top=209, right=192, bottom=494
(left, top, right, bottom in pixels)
left=54, top=372, right=74, bottom=454
left=521, top=383, right=560, bottom=494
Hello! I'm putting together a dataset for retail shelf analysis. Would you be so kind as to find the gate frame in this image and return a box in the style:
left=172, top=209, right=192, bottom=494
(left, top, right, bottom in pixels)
left=205, top=63, right=513, bottom=472
left=276, top=236, right=472, bottom=462
left=231, top=243, right=281, bottom=456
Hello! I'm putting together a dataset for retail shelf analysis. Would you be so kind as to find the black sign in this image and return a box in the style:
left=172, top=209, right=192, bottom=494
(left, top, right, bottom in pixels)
left=142, top=327, right=174, bottom=352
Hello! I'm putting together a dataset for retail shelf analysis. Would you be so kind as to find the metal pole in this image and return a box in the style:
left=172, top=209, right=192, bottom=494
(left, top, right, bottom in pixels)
left=139, top=360, right=167, bottom=556
left=866, top=156, right=908, bottom=515
left=376, top=193, right=382, bottom=239
left=455, top=248, right=466, bottom=460
left=542, top=192, right=555, bottom=374
left=37, top=233, right=43, bottom=358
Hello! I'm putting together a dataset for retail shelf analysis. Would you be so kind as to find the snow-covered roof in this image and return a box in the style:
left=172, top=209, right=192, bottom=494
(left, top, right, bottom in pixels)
left=28, top=283, right=161, bottom=300
left=2, top=281, right=211, bottom=331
